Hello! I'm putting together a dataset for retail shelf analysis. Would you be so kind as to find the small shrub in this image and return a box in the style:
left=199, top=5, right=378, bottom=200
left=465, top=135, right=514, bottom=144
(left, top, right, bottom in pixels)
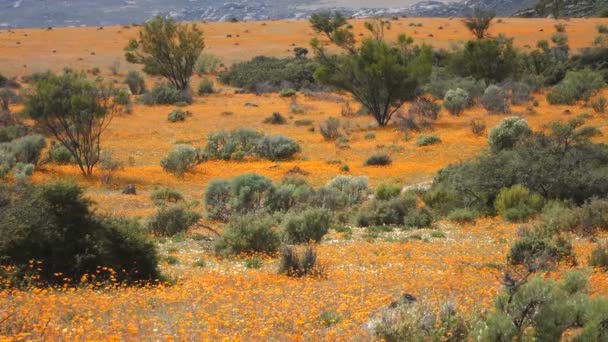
left=319, top=310, right=342, bottom=327
left=375, top=184, right=402, bottom=201
left=409, top=96, right=441, bottom=123
left=160, top=145, right=201, bottom=176
left=404, top=207, right=433, bottom=228
left=13, top=163, right=35, bottom=182
left=591, top=96, right=607, bottom=114
left=167, top=109, right=190, bottom=122
left=150, top=187, right=184, bottom=205
left=244, top=257, right=263, bottom=269
left=279, top=88, right=296, bottom=97
left=416, top=135, right=441, bottom=146
left=10, top=134, right=46, bottom=164
left=283, top=208, right=331, bottom=244
left=356, top=193, right=418, bottom=227
left=508, top=232, right=574, bottom=271
left=214, top=214, right=281, bottom=255
left=255, top=134, right=300, bottom=161
left=365, top=153, right=392, bottom=166
left=48, top=141, right=74, bottom=164
left=263, top=112, right=287, bottom=125
left=495, top=185, right=543, bottom=222
left=447, top=208, right=477, bottom=223
left=487, top=116, right=531, bottom=152
left=278, top=246, right=321, bottom=277
left=589, top=242, right=608, bottom=269
left=204, top=129, right=263, bottom=161
left=547, top=69, right=605, bottom=105
left=114, top=88, right=131, bottom=105
left=204, top=179, right=231, bottom=220
left=125, top=71, right=146, bottom=95
left=197, top=78, right=215, bottom=95
left=443, top=88, right=469, bottom=116
left=510, top=82, right=532, bottom=105
left=195, top=53, right=221, bottom=75
left=469, top=119, right=487, bottom=136
left=141, top=84, right=191, bottom=105
left=230, top=173, right=275, bottom=214
left=323, top=175, right=369, bottom=208
left=482, top=85, right=509, bottom=114
left=147, top=205, right=201, bottom=236
left=320, top=117, right=340, bottom=141
left=546, top=198, right=608, bottom=236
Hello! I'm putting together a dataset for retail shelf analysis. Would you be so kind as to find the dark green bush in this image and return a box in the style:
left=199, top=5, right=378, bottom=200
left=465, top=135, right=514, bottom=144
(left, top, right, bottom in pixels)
left=147, top=205, right=200, bottom=236
left=48, top=141, right=75, bottom=164
left=448, top=37, right=520, bottom=83
left=283, top=208, right=331, bottom=243
left=0, top=124, right=29, bottom=143
left=495, top=185, right=544, bottom=222
left=278, top=246, right=321, bottom=277
left=544, top=198, right=608, bottom=236
left=114, top=88, right=131, bottom=105
left=547, top=69, right=605, bottom=105
left=214, top=214, right=281, bottom=255
left=589, top=242, right=608, bottom=269
left=255, top=134, right=300, bottom=161
left=365, top=153, right=392, bottom=166
left=150, top=187, right=184, bottom=205
left=141, top=84, right=191, bottom=105
left=481, top=85, right=509, bottom=114
left=125, top=70, right=146, bottom=95
left=267, top=177, right=314, bottom=213
left=10, top=134, right=46, bottom=164
left=263, top=112, right=287, bottom=125
left=487, top=116, right=531, bottom=153
left=320, top=117, right=341, bottom=141
left=218, top=56, right=318, bottom=92
left=230, top=173, right=275, bottom=214
left=416, top=135, right=441, bottom=147
left=508, top=231, right=574, bottom=271
left=443, top=88, right=469, bottom=116
left=160, top=145, right=201, bottom=176
left=375, top=184, right=402, bottom=201
left=447, top=208, right=477, bottom=223
left=425, top=71, right=485, bottom=102
left=167, top=109, right=190, bottom=122
left=197, top=78, right=215, bottom=95
left=404, top=207, right=433, bottom=228
left=0, top=182, right=160, bottom=286
left=356, top=193, right=418, bottom=227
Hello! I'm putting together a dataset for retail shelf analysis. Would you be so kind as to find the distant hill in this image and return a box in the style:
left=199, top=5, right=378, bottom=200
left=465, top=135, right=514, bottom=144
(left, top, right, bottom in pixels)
left=514, top=0, right=608, bottom=18
left=0, top=0, right=601, bottom=28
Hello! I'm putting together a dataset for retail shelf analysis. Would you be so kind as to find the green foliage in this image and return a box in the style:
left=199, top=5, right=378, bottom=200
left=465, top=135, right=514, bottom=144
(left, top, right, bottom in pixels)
left=279, top=88, right=296, bottom=97
left=462, top=8, right=495, bottom=39
left=364, top=153, right=392, bottom=166
left=160, top=144, right=201, bottom=176
left=48, top=141, right=74, bottom=164
left=404, top=207, right=433, bottom=228
left=591, top=96, right=607, bottom=113
left=589, top=242, right=608, bottom=269
left=447, top=208, right=478, bottom=223
left=230, top=173, right=275, bottom=214
left=147, top=205, right=200, bottom=236
left=141, top=84, right=191, bottom=105
left=424, top=71, right=486, bottom=102
left=197, top=78, right=215, bottom=95
left=263, top=112, right=287, bottom=125
left=448, top=37, right=520, bottom=83
left=214, top=214, right=281, bottom=255
left=543, top=198, right=608, bottom=236
left=495, top=185, right=544, bottom=222
left=547, top=69, right=605, bottom=104
left=443, top=88, right=469, bottom=116
left=24, top=72, right=116, bottom=176
left=416, top=135, right=441, bottom=147
left=204, top=179, right=231, bottom=220
left=0, top=182, right=160, bottom=286
left=124, top=70, right=146, bottom=95
left=488, top=116, right=531, bottom=153
left=5, top=134, right=46, bottom=164
left=195, top=53, right=221, bottom=75
left=482, top=85, right=509, bottom=113
left=255, top=135, right=301, bottom=161
left=508, top=229, right=574, bottom=271
left=324, top=175, right=369, bottom=207
left=283, top=208, right=331, bottom=244
left=218, top=56, right=318, bottom=92
left=510, top=81, right=532, bottom=105
left=375, top=184, right=402, bottom=201
left=125, top=16, right=204, bottom=90
left=150, top=187, right=184, bottom=205
left=278, top=246, right=320, bottom=277
left=356, top=192, right=418, bottom=227
left=204, top=129, right=300, bottom=161
left=167, top=108, right=190, bottom=122
left=113, top=88, right=131, bottom=105
left=0, top=124, right=29, bottom=143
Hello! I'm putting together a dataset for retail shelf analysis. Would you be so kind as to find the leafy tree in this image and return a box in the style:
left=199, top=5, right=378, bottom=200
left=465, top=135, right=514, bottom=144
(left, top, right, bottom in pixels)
left=311, top=19, right=432, bottom=126
left=24, top=72, right=117, bottom=177
left=125, top=16, right=204, bottom=90
left=449, top=36, right=520, bottom=83
left=462, top=8, right=495, bottom=39
left=309, top=11, right=349, bottom=43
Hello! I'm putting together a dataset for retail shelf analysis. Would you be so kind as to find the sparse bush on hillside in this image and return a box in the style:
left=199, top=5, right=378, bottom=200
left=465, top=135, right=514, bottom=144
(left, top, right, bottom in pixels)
left=214, top=214, right=281, bottom=256
left=448, top=37, right=519, bottom=83
left=495, top=185, right=544, bottom=222
left=416, top=135, right=441, bottom=147
left=125, top=71, right=146, bottom=95
left=589, top=242, right=608, bottom=269
left=462, top=8, right=495, bottom=39
left=508, top=230, right=574, bottom=271
left=204, top=179, right=232, bottom=220
left=324, top=175, right=369, bottom=208
left=141, top=84, right=192, bottom=105
left=375, top=184, right=402, bottom=201
left=488, top=116, right=531, bottom=152
left=48, top=141, right=74, bottom=164
left=443, top=88, right=469, bottom=116
left=0, top=182, right=160, bottom=286
left=195, top=53, right=221, bottom=75
left=510, top=81, right=532, bottom=105
left=425, top=71, right=485, bottom=102
left=147, top=205, right=200, bottom=237
left=543, top=198, right=608, bottom=236
left=197, top=78, right=215, bottom=95
left=364, top=153, right=392, bottom=166
left=482, top=85, right=509, bottom=113
left=283, top=208, right=331, bottom=244
left=204, top=129, right=300, bottom=161
left=547, top=69, right=605, bottom=105
left=320, top=117, right=341, bottom=141
left=591, top=96, right=607, bottom=113
left=150, top=187, right=184, bottom=205
left=278, top=246, right=321, bottom=277
left=356, top=192, right=418, bottom=227
left=263, top=112, right=287, bottom=125
left=160, top=144, right=201, bottom=176
left=167, top=108, right=190, bottom=122
left=255, top=134, right=301, bottom=161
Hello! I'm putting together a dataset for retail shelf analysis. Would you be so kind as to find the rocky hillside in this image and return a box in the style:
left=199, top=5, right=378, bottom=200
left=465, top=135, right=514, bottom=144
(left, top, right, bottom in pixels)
left=514, top=0, right=608, bottom=18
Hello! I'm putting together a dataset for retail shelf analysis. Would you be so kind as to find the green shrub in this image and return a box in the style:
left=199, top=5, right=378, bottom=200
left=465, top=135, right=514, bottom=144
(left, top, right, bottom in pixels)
left=125, top=70, right=146, bottom=95
left=324, top=175, right=369, bottom=207
left=425, top=71, right=485, bottom=102
left=283, top=208, right=331, bottom=243
left=147, top=205, right=200, bottom=236
left=197, top=78, right=215, bottom=95
left=510, top=81, right=532, bottom=105
left=404, top=207, right=433, bottom=228
left=0, top=182, right=160, bottom=286
left=114, top=88, right=131, bottom=105
left=218, top=56, right=318, bottom=92
left=443, top=88, right=469, bottom=116
left=447, top=208, right=477, bottom=223
left=591, top=96, right=607, bottom=113
left=508, top=231, right=574, bottom=271
left=167, top=109, right=190, bottom=122
left=448, top=38, right=519, bottom=83
left=278, top=246, right=321, bottom=277
left=356, top=193, right=418, bottom=227
left=13, top=162, right=35, bottom=181
left=487, top=116, right=531, bottom=152
left=545, top=198, right=608, bottom=236
left=244, top=257, right=263, bottom=269
left=589, top=242, right=608, bottom=269
left=255, top=134, right=301, bottom=161
left=365, top=153, right=392, bottom=166
left=495, top=185, right=543, bottom=222
left=547, top=69, right=605, bottom=105
left=204, top=179, right=231, bottom=220
left=214, top=214, right=281, bottom=255
left=279, top=88, right=296, bottom=97
left=141, top=84, right=191, bottom=105
left=10, top=134, right=46, bottom=164
left=416, top=135, right=441, bottom=146
left=230, top=173, right=275, bottom=214
left=320, top=117, right=340, bottom=141
left=263, top=112, right=287, bottom=125
left=48, top=141, right=74, bottom=164
left=204, top=128, right=263, bottom=161
left=150, top=187, right=184, bottom=205
left=160, top=144, right=201, bottom=176
left=375, top=184, right=402, bottom=201
left=195, top=53, right=221, bottom=75
left=267, top=177, right=314, bottom=213
left=0, top=124, right=29, bottom=143
left=482, top=85, right=509, bottom=113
